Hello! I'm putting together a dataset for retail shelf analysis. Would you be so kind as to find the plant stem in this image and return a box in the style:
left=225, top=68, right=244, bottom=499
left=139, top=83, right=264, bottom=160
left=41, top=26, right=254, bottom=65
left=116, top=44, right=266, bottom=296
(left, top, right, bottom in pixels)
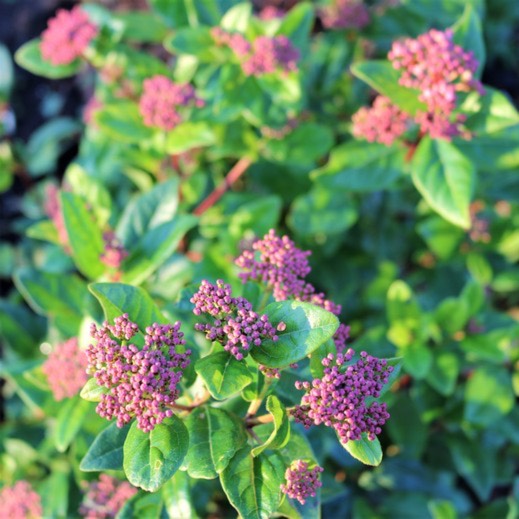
left=193, top=157, right=252, bottom=216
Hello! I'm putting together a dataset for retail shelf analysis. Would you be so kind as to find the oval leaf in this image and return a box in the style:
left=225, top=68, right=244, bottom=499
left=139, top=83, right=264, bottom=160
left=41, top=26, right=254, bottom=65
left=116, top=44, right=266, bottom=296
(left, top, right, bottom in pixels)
left=251, top=300, right=339, bottom=368
left=343, top=433, right=383, bottom=466
left=123, top=417, right=189, bottom=492
left=54, top=397, right=91, bottom=453
left=251, top=395, right=290, bottom=457
left=80, top=422, right=130, bottom=471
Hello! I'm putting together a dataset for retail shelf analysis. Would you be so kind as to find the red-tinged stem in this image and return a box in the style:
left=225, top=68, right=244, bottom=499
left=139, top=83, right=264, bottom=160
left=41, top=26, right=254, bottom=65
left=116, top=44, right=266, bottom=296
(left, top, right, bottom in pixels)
left=193, top=157, right=252, bottom=216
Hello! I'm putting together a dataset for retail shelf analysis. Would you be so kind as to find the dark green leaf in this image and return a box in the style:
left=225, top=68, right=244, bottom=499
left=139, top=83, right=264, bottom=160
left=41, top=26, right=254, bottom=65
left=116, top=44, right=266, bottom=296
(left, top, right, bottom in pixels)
left=426, top=351, right=459, bottom=396
left=411, top=137, right=475, bottom=229
left=251, top=300, right=339, bottom=368
left=220, top=448, right=284, bottom=519
left=123, top=417, right=189, bottom=492
left=251, top=395, right=290, bottom=457
left=195, top=351, right=254, bottom=400
left=80, top=423, right=130, bottom=471
left=184, top=406, right=247, bottom=479
left=451, top=5, right=485, bottom=75
left=117, top=491, right=165, bottom=519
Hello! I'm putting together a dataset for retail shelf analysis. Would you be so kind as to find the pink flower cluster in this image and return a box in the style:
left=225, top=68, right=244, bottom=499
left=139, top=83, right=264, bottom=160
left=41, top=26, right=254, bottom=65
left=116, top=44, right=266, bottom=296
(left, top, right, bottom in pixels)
left=191, top=279, right=278, bottom=361
left=139, top=75, right=204, bottom=131
left=44, top=184, right=69, bottom=250
left=281, top=460, right=323, bottom=505
left=353, top=29, right=485, bottom=143
left=293, top=349, right=392, bottom=442
left=211, top=29, right=299, bottom=76
left=0, top=481, right=42, bottom=519
left=40, top=6, right=98, bottom=66
left=87, top=314, right=191, bottom=432
left=42, top=337, right=89, bottom=401
left=352, top=95, right=412, bottom=145
left=79, top=474, right=137, bottom=519
left=100, top=231, right=128, bottom=269
left=319, top=0, right=370, bottom=30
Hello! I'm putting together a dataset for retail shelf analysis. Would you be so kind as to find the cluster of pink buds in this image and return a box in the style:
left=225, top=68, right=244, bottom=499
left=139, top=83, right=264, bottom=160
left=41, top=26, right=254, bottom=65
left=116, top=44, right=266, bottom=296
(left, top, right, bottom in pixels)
left=44, top=184, right=69, bottom=251
left=100, top=231, right=128, bottom=270
left=211, top=29, right=299, bottom=76
left=79, top=474, right=137, bottom=519
left=281, top=460, right=324, bottom=505
left=293, top=349, right=392, bottom=442
left=0, top=481, right=42, bottom=519
left=319, top=0, right=370, bottom=30
left=42, top=337, right=89, bottom=401
left=191, top=280, right=278, bottom=360
left=87, top=314, right=191, bottom=432
left=352, top=95, right=413, bottom=145
left=139, top=75, right=204, bottom=131
left=40, top=6, right=98, bottom=66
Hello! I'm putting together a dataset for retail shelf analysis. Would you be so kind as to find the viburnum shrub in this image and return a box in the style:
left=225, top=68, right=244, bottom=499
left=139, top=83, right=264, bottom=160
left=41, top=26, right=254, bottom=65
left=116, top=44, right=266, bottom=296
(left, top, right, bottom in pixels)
left=2, top=1, right=519, bottom=517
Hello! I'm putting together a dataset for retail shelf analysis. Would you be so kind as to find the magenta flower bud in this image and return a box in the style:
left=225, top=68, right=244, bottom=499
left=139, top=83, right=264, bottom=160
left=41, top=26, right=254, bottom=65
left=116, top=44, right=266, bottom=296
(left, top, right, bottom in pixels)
left=100, top=231, right=128, bottom=270
left=79, top=474, right=137, bottom=519
left=40, top=6, right=98, bottom=66
left=281, top=460, right=324, bottom=505
left=0, top=481, right=42, bottom=519
left=42, top=337, right=89, bottom=401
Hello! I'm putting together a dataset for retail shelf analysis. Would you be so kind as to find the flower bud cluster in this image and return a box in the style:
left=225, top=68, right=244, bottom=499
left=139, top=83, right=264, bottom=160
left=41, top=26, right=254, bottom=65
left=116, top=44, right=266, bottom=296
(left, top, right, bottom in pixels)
left=44, top=184, right=69, bottom=250
left=191, top=280, right=278, bottom=361
left=40, top=6, right=98, bottom=66
left=281, top=460, right=324, bottom=505
left=352, top=95, right=412, bottom=145
left=42, top=337, right=89, bottom=401
left=139, top=75, right=204, bottom=131
left=79, top=474, right=137, bottom=519
left=293, top=349, right=392, bottom=442
left=0, top=481, right=42, bottom=519
left=100, top=231, right=128, bottom=269
left=211, top=29, right=299, bottom=76
left=319, top=0, right=370, bottom=30
left=87, top=314, right=191, bottom=432
left=389, top=28, right=484, bottom=140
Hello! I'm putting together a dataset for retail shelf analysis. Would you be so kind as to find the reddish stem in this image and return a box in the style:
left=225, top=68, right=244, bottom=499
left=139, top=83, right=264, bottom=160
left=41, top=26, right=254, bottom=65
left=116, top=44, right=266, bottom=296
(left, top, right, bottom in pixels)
left=193, top=157, right=252, bottom=216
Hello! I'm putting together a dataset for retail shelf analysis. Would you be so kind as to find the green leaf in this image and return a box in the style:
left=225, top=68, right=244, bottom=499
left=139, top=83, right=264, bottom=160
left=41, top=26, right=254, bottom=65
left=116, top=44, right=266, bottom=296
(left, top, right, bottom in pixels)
left=343, top=433, right=383, bottom=466
left=80, top=377, right=108, bottom=402
left=350, top=60, right=427, bottom=115
left=184, top=406, right=247, bottom=479
left=312, top=141, right=405, bottom=192
left=80, top=422, right=130, bottom=471
left=15, top=39, right=82, bottom=78
left=402, top=342, right=433, bottom=380
left=0, top=44, right=14, bottom=97
left=123, top=417, right=189, bottom=492
left=117, top=492, right=165, bottom=519
left=251, top=395, right=290, bottom=457
left=164, top=27, right=215, bottom=60
left=162, top=471, right=196, bottom=519
left=276, top=3, right=314, bottom=51
left=89, top=282, right=167, bottom=331
left=451, top=5, right=485, bottom=75
left=251, top=300, right=339, bottom=368
left=26, top=220, right=60, bottom=245
left=221, top=3, right=251, bottom=32
left=165, top=122, right=216, bottom=154
left=115, top=11, right=169, bottom=43
left=426, top=351, right=459, bottom=396
left=120, top=215, right=198, bottom=285
left=54, top=396, right=91, bottom=453
left=434, top=297, right=469, bottom=334
left=94, top=102, right=154, bottom=143
left=116, top=179, right=180, bottom=247
left=464, top=366, right=515, bottom=426
left=411, top=137, right=475, bottom=229
left=289, top=186, right=358, bottom=238
left=61, top=192, right=105, bottom=279
left=148, top=0, right=189, bottom=28
left=195, top=351, right=254, bottom=400
left=220, top=448, right=284, bottom=519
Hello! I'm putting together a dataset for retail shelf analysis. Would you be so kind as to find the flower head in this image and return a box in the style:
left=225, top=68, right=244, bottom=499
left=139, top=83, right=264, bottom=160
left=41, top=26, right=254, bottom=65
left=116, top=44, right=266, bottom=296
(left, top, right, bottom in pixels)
left=191, top=280, right=278, bottom=360
left=319, top=0, right=370, bottom=30
left=281, top=460, right=323, bottom=505
left=139, top=75, right=203, bottom=131
left=293, top=349, right=392, bottom=442
left=79, top=474, right=137, bottom=519
left=100, top=231, right=128, bottom=270
left=352, top=95, right=412, bottom=145
left=242, top=35, right=300, bottom=76
left=87, top=314, right=191, bottom=432
left=42, top=337, right=89, bottom=401
left=0, top=481, right=42, bottom=519
left=40, top=6, right=98, bottom=65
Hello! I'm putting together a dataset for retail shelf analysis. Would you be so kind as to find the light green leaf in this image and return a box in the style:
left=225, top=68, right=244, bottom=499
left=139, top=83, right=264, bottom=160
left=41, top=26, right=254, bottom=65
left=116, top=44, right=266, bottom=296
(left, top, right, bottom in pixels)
left=343, top=433, right=383, bottom=466
left=195, top=351, right=254, bottom=400
left=162, top=471, right=196, bottom=519
left=251, top=300, right=339, bottom=368
left=165, top=122, right=215, bottom=154
left=221, top=2, right=251, bottom=32
left=123, top=417, right=189, bottom=492
left=80, top=377, right=108, bottom=403
left=251, top=395, right=290, bottom=457
left=54, top=396, right=91, bottom=452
